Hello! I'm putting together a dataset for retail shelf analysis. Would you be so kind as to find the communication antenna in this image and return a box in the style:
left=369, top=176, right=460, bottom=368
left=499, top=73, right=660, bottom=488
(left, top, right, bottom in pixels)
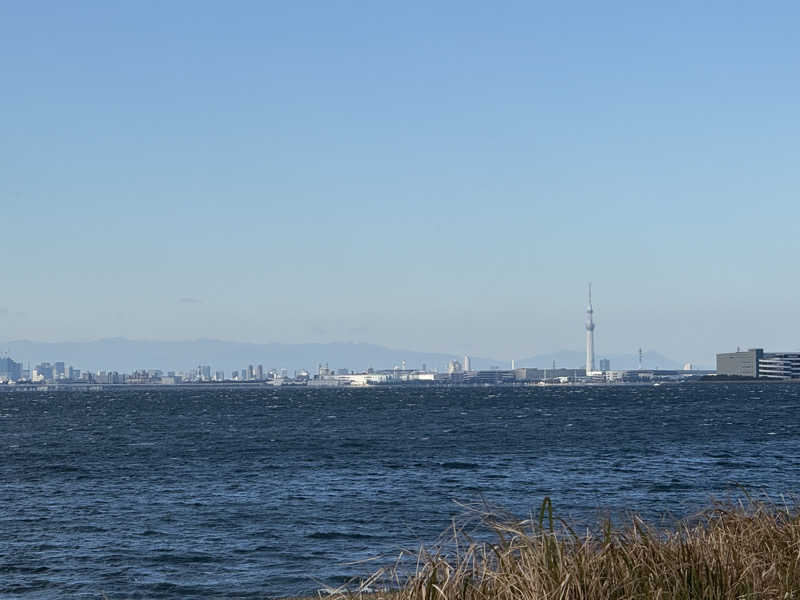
left=638, top=348, right=643, bottom=370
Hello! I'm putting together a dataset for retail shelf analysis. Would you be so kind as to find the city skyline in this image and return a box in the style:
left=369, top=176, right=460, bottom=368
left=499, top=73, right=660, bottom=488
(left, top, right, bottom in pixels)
left=0, top=345, right=710, bottom=387
left=0, top=335, right=703, bottom=377
left=3, top=3, right=799, bottom=365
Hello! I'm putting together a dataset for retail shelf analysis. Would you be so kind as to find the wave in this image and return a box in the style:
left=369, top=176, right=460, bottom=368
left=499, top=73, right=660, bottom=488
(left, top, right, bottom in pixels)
left=307, top=531, right=377, bottom=540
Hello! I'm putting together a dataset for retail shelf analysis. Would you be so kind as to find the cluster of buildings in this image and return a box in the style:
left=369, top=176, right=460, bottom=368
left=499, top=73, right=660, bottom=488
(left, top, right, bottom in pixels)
left=0, top=359, right=81, bottom=383
left=716, top=348, right=800, bottom=380
left=0, top=358, right=303, bottom=386
left=309, top=360, right=565, bottom=387
left=300, top=358, right=707, bottom=387
left=171, top=364, right=296, bottom=384
left=0, top=353, right=708, bottom=388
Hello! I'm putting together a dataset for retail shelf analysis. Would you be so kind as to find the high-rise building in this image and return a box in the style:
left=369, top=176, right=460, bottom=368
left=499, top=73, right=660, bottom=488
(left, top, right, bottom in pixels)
left=247, top=365, right=254, bottom=380
left=585, top=284, right=596, bottom=373
left=35, top=362, right=54, bottom=382
left=464, top=355, right=471, bottom=372
left=54, top=362, right=66, bottom=378
left=599, top=358, right=610, bottom=371
left=0, top=357, right=22, bottom=381
left=448, top=360, right=463, bottom=375
left=256, top=365, right=264, bottom=379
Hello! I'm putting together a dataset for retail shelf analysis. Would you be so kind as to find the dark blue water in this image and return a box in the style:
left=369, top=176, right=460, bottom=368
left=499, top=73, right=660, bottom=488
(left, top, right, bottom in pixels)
left=2, top=384, right=800, bottom=598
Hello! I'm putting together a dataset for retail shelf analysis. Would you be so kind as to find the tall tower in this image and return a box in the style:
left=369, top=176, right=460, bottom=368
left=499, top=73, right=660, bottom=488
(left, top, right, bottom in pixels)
left=585, top=283, right=595, bottom=374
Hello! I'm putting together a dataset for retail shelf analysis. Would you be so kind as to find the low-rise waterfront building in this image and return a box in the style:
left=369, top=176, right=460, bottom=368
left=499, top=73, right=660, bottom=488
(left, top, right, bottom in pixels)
left=716, top=349, right=763, bottom=377
left=716, top=348, right=800, bottom=379
left=463, top=370, right=515, bottom=385
left=513, top=367, right=586, bottom=382
left=758, top=353, right=800, bottom=379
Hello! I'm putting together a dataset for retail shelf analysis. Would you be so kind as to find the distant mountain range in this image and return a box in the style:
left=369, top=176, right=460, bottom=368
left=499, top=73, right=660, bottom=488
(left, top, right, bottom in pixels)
left=1, top=338, right=483, bottom=374
left=0, top=338, right=704, bottom=374
left=515, top=350, right=701, bottom=371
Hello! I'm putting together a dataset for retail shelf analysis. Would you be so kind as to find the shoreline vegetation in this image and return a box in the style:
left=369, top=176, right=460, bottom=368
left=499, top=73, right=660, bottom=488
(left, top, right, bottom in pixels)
left=317, top=497, right=800, bottom=600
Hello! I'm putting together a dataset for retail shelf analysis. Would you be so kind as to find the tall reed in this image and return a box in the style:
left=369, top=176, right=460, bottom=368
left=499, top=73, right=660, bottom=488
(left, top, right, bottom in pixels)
left=328, top=497, right=800, bottom=600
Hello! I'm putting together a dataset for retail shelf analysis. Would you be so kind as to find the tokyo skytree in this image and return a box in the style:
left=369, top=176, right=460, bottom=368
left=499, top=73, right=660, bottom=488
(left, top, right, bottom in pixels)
left=585, top=283, right=595, bottom=374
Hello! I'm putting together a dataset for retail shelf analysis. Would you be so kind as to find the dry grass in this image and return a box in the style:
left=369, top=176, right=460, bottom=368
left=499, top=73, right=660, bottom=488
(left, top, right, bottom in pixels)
left=322, top=497, right=800, bottom=600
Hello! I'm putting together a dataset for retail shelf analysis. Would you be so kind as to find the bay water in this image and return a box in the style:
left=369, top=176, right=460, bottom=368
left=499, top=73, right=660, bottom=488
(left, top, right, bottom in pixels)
left=2, top=384, right=799, bottom=598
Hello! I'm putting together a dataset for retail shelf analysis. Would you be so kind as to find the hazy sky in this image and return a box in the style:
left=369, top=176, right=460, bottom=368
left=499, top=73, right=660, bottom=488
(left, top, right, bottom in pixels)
left=2, top=1, right=799, bottom=364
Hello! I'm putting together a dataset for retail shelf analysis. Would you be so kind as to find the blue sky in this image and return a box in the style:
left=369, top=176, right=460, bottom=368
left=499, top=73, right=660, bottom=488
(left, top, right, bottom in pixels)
left=2, top=1, right=799, bottom=364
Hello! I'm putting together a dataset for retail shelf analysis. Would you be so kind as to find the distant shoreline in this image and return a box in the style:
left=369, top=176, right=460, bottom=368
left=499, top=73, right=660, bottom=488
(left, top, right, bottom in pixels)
left=2, top=379, right=799, bottom=393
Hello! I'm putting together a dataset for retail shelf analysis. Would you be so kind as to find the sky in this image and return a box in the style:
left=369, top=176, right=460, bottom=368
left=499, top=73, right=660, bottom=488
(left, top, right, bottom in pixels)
left=2, top=1, right=799, bottom=365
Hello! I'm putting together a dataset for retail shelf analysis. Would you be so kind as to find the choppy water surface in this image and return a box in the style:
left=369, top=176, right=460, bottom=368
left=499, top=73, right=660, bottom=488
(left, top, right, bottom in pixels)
left=2, top=384, right=800, bottom=598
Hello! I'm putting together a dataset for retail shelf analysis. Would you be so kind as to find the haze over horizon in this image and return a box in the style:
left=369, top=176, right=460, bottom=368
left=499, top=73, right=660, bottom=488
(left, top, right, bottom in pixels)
left=3, top=2, right=799, bottom=366
left=0, top=337, right=698, bottom=374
